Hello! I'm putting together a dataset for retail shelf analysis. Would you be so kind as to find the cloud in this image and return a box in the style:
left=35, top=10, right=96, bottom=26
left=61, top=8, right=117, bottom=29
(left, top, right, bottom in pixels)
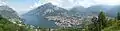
left=0, top=0, right=119, bottom=14
left=30, top=0, right=48, bottom=9
left=94, top=0, right=120, bottom=5
left=30, top=0, right=120, bottom=9
left=1, top=0, right=120, bottom=10
left=44, top=0, right=97, bottom=8
left=0, top=0, right=7, bottom=6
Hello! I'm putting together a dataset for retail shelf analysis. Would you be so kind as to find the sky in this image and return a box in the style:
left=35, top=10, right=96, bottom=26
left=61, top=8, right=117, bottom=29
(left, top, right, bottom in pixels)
left=0, top=0, right=120, bottom=15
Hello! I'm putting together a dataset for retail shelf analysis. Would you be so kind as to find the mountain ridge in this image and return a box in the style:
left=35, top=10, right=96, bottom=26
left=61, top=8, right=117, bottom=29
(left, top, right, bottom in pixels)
left=0, top=5, right=19, bottom=19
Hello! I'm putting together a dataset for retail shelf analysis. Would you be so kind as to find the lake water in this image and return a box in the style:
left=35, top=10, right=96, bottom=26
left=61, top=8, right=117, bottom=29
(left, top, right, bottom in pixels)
left=21, top=15, right=56, bottom=28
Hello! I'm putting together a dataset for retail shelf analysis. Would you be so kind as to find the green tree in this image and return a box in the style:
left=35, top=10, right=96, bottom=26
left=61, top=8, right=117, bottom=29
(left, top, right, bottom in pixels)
left=98, top=11, right=107, bottom=30
left=88, top=11, right=107, bottom=31
left=103, top=19, right=120, bottom=31
left=117, top=12, right=120, bottom=20
left=89, top=16, right=99, bottom=31
left=57, top=27, right=81, bottom=31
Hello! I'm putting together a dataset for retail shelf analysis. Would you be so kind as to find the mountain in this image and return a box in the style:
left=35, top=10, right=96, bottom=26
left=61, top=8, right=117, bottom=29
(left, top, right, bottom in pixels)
left=22, top=3, right=68, bottom=28
left=0, top=6, right=19, bottom=19
left=86, top=5, right=120, bottom=17
left=68, top=6, right=87, bottom=16
left=105, top=5, right=120, bottom=17
left=24, top=3, right=68, bottom=16
left=69, top=5, right=120, bottom=17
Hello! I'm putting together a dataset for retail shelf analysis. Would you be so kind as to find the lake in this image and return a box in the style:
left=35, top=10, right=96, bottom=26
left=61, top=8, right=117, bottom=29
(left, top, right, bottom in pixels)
left=21, top=14, right=56, bottom=28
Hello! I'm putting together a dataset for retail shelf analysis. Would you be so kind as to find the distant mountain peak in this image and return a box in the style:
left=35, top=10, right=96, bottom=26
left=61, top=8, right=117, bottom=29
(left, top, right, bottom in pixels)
left=38, top=3, right=55, bottom=8
left=44, top=3, right=53, bottom=6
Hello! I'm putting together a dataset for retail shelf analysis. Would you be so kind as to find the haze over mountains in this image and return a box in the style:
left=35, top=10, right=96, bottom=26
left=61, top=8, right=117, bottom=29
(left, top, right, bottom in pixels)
left=69, top=5, right=120, bottom=17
